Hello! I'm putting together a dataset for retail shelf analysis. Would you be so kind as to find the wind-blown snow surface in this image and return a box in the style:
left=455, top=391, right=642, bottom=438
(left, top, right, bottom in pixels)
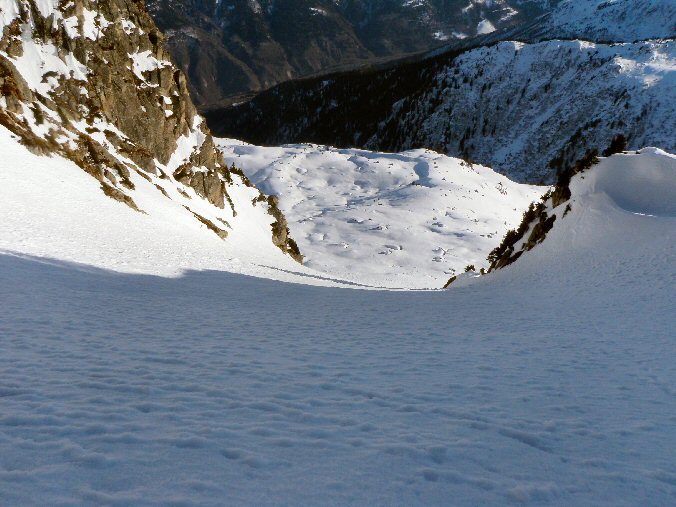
left=218, top=139, right=545, bottom=288
left=1, top=135, right=675, bottom=504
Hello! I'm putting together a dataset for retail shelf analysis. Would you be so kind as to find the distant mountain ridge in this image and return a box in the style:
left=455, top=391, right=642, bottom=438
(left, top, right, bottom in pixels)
left=206, top=0, right=676, bottom=183
left=145, top=0, right=558, bottom=107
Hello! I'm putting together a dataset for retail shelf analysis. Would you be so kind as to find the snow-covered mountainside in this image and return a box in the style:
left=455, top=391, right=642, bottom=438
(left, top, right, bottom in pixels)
left=145, top=0, right=553, bottom=107
left=210, top=38, right=676, bottom=183
left=537, top=0, right=675, bottom=42
left=218, top=139, right=546, bottom=288
left=0, top=0, right=300, bottom=261
left=371, top=39, right=676, bottom=182
left=1, top=0, right=674, bottom=503
left=1, top=149, right=674, bottom=505
left=207, top=3, right=675, bottom=183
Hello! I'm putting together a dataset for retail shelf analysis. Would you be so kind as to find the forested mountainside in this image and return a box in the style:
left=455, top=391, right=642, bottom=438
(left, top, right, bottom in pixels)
left=0, top=0, right=301, bottom=261
left=145, top=0, right=557, bottom=107
left=206, top=0, right=675, bottom=183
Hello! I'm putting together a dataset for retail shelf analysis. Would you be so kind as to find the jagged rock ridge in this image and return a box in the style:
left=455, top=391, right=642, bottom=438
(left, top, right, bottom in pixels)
left=0, top=0, right=301, bottom=262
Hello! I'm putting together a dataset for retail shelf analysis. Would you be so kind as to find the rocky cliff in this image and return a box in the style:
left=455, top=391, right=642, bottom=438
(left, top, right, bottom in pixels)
left=0, top=0, right=301, bottom=262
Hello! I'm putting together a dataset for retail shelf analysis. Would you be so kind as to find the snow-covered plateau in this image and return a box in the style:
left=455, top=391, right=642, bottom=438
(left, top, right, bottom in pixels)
left=1, top=124, right=675, bottom=504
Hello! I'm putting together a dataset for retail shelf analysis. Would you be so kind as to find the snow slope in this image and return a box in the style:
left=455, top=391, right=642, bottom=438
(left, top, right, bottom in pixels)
left=0, top=0, right=302, bottom=263
left=217, top=139, right=546, bottom=288
left=0, top=149, right=674, bottom=505
left=0, top=126, right=544, bottom=288
left=0, top=126, right=353, bottom=287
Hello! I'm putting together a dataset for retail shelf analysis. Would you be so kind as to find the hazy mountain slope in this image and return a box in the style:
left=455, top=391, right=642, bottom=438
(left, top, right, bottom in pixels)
left=146, top=0, right=374, bottom=107
left=0, top=0, right=300, bottom=261
left=146, top=0, right=554, bottom=107
left=477, top=0, right=676, bottom=44
left=208, top=38, right=675, bottom=183
left=539, top=0, right=675, bottom=42
left=1, top=149, right=674, bottom=505
left=218, top=139, right=546, bottom=288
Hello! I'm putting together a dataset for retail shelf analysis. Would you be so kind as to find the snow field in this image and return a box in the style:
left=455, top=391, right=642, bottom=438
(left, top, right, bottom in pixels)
left=0, top=126, right=359, bottom=287
left=217, top=139, right=546, bottom=288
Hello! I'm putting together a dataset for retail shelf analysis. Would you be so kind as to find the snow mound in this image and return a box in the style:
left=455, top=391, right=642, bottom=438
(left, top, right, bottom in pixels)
left=484, top=148, right=676, bottom=276
left=588, top=148, right=676, bottom=217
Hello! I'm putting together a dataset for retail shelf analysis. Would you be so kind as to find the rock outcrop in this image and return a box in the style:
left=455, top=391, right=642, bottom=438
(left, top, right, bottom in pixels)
left=0, top=0, right=301, bottom=262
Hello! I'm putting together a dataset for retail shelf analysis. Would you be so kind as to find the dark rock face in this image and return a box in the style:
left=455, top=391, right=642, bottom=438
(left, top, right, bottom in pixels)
left=0, top=0, right=302, bottom=262
left=145, top=0, right=553, bottom=107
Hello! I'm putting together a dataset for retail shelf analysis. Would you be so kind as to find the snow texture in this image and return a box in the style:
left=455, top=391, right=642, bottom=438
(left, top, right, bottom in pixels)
left=1, top=124, right=675, bottom=504
left=217, top=139, right=546, bottom=288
